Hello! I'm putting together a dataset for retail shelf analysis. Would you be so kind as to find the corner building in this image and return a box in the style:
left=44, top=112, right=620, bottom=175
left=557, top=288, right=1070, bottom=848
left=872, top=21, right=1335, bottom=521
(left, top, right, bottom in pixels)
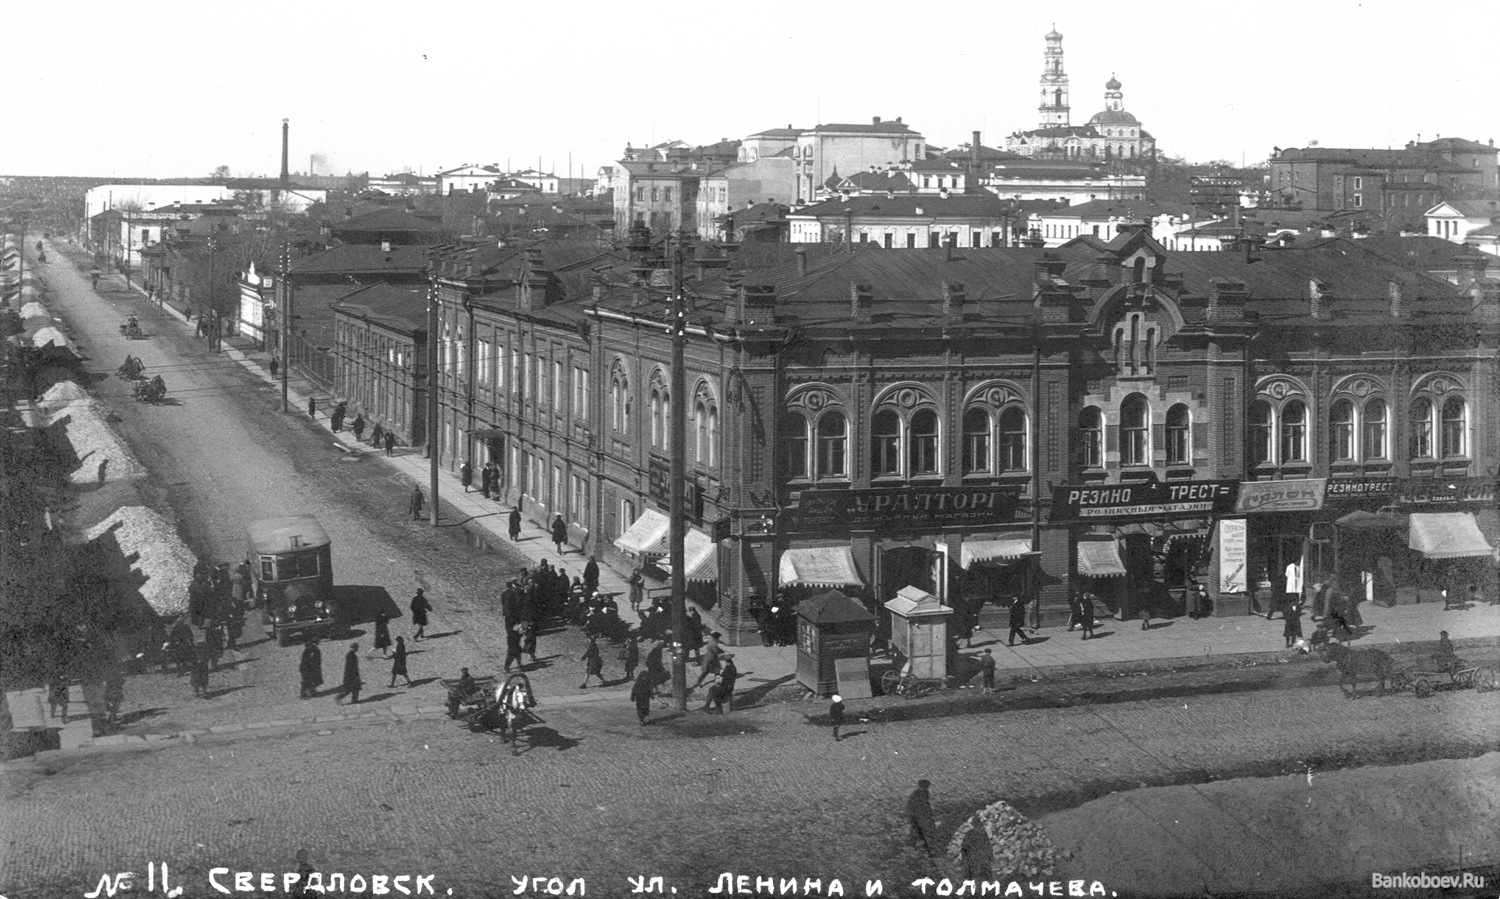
left=423, top=232, right=1498, bottom=644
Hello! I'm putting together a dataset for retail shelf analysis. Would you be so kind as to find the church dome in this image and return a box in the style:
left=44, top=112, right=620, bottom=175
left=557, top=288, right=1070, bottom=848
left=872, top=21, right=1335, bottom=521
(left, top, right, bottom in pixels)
left=1105, top=74, right=1121, bottom=91
left=1089, top=109, right=1139, bottom=126
left=1045, top=26, right=1062, bottom=40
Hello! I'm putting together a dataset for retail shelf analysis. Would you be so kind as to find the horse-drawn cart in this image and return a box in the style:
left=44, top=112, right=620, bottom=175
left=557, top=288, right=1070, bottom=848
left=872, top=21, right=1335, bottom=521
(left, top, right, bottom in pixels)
left=443, top=673, right=539, bottom=754
left=1390, top=658, right=1497, bottom=698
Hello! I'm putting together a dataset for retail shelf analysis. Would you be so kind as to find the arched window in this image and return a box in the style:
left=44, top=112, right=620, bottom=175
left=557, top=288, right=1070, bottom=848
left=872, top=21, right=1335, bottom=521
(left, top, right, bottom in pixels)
left=872, top=410, right=901, bottom=476
left=1079, top=407, right=1104, bottom=468
left=1165, top=404, right=1190, bottom=466
left=611, top=367, right=630, bottom=434
left=1441, top=397, right=1468, bottom=458
left=695, top=399, right=709, bottom=464
left=1361, top=399, right=1387, bottom=461
left=1249, top=400, right=1273, bottom=467
left=780, top=412, right=808, bottom=479
left=816, top=412, right=846, bottom=479
left=999, top=406, right=1027, bottom=472
left=909, top=409, right=939, bottom=475
left=1120, top=394, right=1149, bottom=466
left=650, top=388, right=664, bottom=449
left=1280, top=400, right=1307, bottom=463
left=962, top=408, right=991, bottom=473
left=1330, top=399, right=1355, bottom=462
left=707, top=406, right=718, bottom=468
left=1410, top=398, right=1434, bottom=459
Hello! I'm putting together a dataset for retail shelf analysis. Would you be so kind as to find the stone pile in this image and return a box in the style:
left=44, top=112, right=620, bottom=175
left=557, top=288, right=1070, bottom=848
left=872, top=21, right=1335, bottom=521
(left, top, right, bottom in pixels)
left=84, top=506, right=197, bottom=616
left=946, top=798, right=1065, bottom=883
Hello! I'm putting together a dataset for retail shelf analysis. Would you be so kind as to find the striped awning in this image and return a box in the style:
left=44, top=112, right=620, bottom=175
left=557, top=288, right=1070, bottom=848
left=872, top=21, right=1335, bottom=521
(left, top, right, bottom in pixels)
left=1077, top=540, right=1127, bottom=577
left=614, top=508, right=671, bottom=555
left=779, top=546, right=865, bottom=588
left=653, top=527, right=717, bottom=582
left=960, top=537, right=1036, bottom=568
left=1409, top=512, right=1494, bottom=560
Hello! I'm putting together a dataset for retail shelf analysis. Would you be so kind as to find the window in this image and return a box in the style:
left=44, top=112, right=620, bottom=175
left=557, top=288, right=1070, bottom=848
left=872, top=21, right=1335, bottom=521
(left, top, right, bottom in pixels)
left=476, top=340, right=490, bottom=386
left=650, top=388, right=665, bottom=448
left=635, top=187, right=644, bottom=202
left=1079, top=407, right=1104, bottom=468
left=553, top=465, right=563, bottom=512
left=909, top=409, right=939, bottom=475
left=1361, top=399, right=1387, bottom=460
left=1353, top=177, right=1363, bottom=190
left=573, top=367, right=589, bottom=419
left=695, top=398, right=710, bottom=464
left=1120, top=394, right=1149, bottom=466
left=962, top=408, right=991, bottom=473
left=553, top=361, right=563, bottom=413
left=816, top=413, right=846, bottom=479
left=1330, top=399, right=1355, bottom=462
left=1165, top=404, right=1190, bottom=465
left=1280, top=400, right=1307, bottom=463
left=872, top=410, right=901, bottom=476
left=525, top=353, right=535, bottom=402
left=1249, top=401, right=1273, bottom=467
left=1441, top=397, right=1467, bottom=457
left=1353, top=194, right=1362, bottom=208
left=663, top=188, right=672, bottom=203
left=651, top=187, right=659, bottom=202
left=998, top=406, right=1027, bottom=472
left=1410, top=398, right=1434, bottom=458
left=571, top=475, right=589, bottom=525
left=780, top=412, right=809, bottom=479
left=707, top=405, right=719, bottom=468
left=497, top=344, right=509, bottom=391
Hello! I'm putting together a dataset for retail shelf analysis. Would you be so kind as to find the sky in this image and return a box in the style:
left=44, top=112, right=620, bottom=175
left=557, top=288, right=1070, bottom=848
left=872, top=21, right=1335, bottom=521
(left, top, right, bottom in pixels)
left=5, top=0, right=1497, bottom=181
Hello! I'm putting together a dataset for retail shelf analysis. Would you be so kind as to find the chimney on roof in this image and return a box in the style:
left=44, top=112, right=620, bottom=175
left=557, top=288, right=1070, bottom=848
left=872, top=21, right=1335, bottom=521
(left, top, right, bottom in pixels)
left=1207, top=279, right=1248, bottom=322
left=741, top=284, right=778, bottom=325
left=942, top=282, right=965, bottom=321
left=344, top=207, right=353, bottom=220
left=1388, top=280, right=1406, bottom=318
left=381, top=239, right=391, bottom=253
left=1308, top=279, right=1331, bottom=319
left=851, top=283, right=874, bottom=324
left=873, top=116, right=881, bottom=125
left=794, top=247, right=807, bottom=278
left=971, top=130, right=981, bottom=174
left=280, top=119, right=289, bottom=189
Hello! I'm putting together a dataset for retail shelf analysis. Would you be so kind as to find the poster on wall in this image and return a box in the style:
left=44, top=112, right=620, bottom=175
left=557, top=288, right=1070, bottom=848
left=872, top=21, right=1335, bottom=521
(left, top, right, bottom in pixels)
left=1218, top=518, right=1248, bottom=594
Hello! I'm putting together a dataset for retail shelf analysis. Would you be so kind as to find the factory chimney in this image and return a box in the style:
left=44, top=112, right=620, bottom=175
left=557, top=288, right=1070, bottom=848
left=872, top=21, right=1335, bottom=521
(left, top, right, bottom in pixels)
left=280, top=119, right=290, bottom=188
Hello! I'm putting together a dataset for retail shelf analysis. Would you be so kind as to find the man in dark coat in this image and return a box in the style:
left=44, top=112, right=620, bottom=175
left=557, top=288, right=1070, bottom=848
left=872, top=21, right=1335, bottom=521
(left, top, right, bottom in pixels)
left=550, top=514, right=568, bottom=554
left=630, top=671, right=655, bottom=725
left=389, top=636, right=411, bottom=687
left=336, top=643, right=362, bottom=704
left=409, top=589, right=432, bottom=641
left=299, top=639, right=323, bottom=699
left=1079, top=592, right=1097, bottom=640
left=503, top=627, right=524, bottom=672
left=352, top=415, right=366, bottom=442
left=694, top=631, right=724, bottom=688
left=704, top=655, right=738, bottom=713
left=384, top=431, right=396, bottom=456
left=480, top=462, right=493, bottom=499
left=645, top=639, right=669, bottom=688
left=307, top=397, right=317, bottom=419
left=508, top=506, right=522, bottom=541
left=1007, top=596, right=1029, bottom=647
left=829, top=693, right=845, bottom=742
left=500, top=580, right=522, bottom=630
left=459, top=460, right=473, bottom=493
left=410, top=487, right=425, bottom=522
left=583, top=555, right=600, bottom=593
left=906, top=779, right=937, bottom=855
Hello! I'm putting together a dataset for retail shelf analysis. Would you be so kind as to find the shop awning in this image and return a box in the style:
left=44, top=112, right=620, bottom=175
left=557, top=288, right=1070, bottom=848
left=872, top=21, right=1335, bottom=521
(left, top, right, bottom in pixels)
left=613, top=508, right=671, bottom=555
left=1335, top=510, right=1408, bottom=530
left=1408, top=512, right=1494, bottom=559
left=652, top=527, right=717, bottom=582
left=1077, top=540, right=1127, bottom=577
left=779, top=546, right=865, bottom=588
left=960, top=537, right=1036, bottom=568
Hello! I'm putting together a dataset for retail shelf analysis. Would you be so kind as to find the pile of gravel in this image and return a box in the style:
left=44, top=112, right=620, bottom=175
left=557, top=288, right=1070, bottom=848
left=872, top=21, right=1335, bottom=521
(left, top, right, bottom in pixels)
left=39, top=380, right=89, bottom=406
left=20, top=301, right=49, bottom=320
left=84, top=506, right=197, bottom=616
left=30, top=325, right=71, bottom=350
left=946, top=799, right=1065, bottom=883
left=47, top=397, right=147, bottom=484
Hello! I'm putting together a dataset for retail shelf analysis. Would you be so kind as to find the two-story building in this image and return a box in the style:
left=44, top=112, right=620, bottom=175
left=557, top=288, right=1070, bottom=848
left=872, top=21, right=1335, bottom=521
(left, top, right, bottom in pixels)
left=788, top=194, right=1024, bottom=248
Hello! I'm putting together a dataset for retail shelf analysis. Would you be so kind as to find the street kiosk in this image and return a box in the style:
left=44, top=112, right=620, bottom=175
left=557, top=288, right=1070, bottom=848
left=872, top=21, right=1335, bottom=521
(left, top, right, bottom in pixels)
left=795, top=590, right=876, bottom=697
left=884, top=585, right=954, bottom=681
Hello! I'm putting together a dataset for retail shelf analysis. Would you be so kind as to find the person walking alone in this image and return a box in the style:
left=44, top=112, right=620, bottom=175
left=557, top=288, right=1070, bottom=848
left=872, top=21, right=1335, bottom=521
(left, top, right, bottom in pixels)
left=1007, top=596, right=1029, bottom=647
left=704, top=655, right=737, bottom=713
left=1284, top=600, right=1304, bottom=649
left=460, top=459, right=473, bottom=494
left=268, top=356, right=278, bottom=380
left=980, top=648, right=996, bottom=693
left=389, top=636, right=412, bottom=688
left=1079, top=591, right=1097, bottom=641
left=630, top=670, right=655, bottom=726
left=307, top=397, right=317, bottom=420
left=190, top=645, right=211, bottom=698
left=579, top=636, right=605, bottom=689
left=551, top=514, right=568, bottom=555
left=373, top=612, right=392, bottom=658
left=508, top=506, right=522, bottom=542
left=336, top=643, right=362, bottom=704
left=479, top=462, right=493, bottom=499
left=384, top=431, right=395, bottom=456
left=299, top=638, right=323, bottom=699
left=409, top=486, right=425, bottom=522
left=829, top=694, right=845, bottom=742
left=621, top=633, right=639, bottom=681
left=352, top=414, right=366, bottom=442
left=906, top=779, right=937, bottom=856
left=694, top=631, right=724, bottom=688
left=409, top=589, right=432, bottom=641
left=503, top=626, right=524, bottom=672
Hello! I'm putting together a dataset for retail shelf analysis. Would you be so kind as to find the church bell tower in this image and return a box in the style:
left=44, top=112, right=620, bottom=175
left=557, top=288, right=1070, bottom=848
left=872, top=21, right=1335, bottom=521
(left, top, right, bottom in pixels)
left=1038, top=26, right=1070, bottom=129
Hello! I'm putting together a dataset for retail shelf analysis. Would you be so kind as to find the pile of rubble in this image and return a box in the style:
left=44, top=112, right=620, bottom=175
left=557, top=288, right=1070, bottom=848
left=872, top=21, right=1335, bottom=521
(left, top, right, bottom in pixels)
left=84, top=506, right=196, bottom=616
left=46, top=396, right=147, bottom=484
left=946, top=798, right=1065, bottom=883
left=39, top=379, right=90, bottom=408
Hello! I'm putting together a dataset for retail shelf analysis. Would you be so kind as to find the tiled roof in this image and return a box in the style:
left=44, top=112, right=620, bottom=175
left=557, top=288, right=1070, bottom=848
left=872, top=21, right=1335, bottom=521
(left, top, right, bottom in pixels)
left=329, top=208, right=448, bottom=234
left=1430, top=198, right=1500, bottom=218
left=1353, top=235, right=1480, bottom=268
left=826, top=170, right=914, bottom=192
left=1417, top=137, right=1496, bottom=153
left=748, top=127, right=803, bottom=138
left=808, top=120, right=919, bottom=135
left=1038, top=199, right=1190, bottom=219
left=289, top=243, right=432, bottom=276
left=790, top=194, right=1015, bottom=219
left=715, top=203, right=789, bottom=225
left=331, top=283, right=428, bottom=333
left=1013, top=125, right=1103, bottom=139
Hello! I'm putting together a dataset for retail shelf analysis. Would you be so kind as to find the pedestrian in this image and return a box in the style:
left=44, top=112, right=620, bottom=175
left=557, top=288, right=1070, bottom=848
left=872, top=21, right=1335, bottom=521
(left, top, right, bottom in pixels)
left=487, top=461, right=502, bottom=500
left=268, top=356, right=279, bottom=379
left=1283, top=601, right=1304, bottom=649
left=410, top=486, right=425, bottom=521
left=621, top=632, right=640, bottom=681
left=508, top=505, right=522, bottom=542
left=628, top=567, right=645, bottom=613
left=330, top=404, right=345, bottom=432
left=373, top=612, right=392, bottom=657
left=1066, top=591, right=1084, bottom=632
left=370, top=423, right=384, bottom=447
left=580, top=636, right=605, bottom=688
left=583, top=555, right=600, bottom=593
left=685, top=606, right=705, bottom=662
left=1079, top=591, right=1097, bottom=641
left=384, top=431, right=396, bottom=456
left=409, top=589, right=432, bottom=641
left=299, top=638, right=323, bottom=699
left=1007, top=596, right=1029, bottom=647
left=479, top=462, right=493, bottom=499
left=829, top=693, right=845, bottom=742
left=694, top=631, right=724, bottom=688
left=522, top=620, right=539, bottom=662
left=460, top=459, right=473, bottom=493
left=503, top=626, right=524, bottom=672
left=980, top=648, right=996, bottom=692
left=103, top=673, right=125, bottom=726
left=750, top=595, right=773, bottom=646
left=630, top=670, right=655, bottom=726
left=551, top=514, right=568, bottom=554
left=336, top=642, right=362, bottom=704
left=906, top=779, right=937, bottom=856
left=645, top=639, right=668, bottom=688
left=389, top=636, right=412, bottom=687
left=191, top=645, right=210, bottom=698
left=704, top=655, right=737, bottom=713
left=1138, top=605, right=1152, bottom=632
left=352, top=414, right=366, bottom=441
left=307, top=397, right=317, bottom=419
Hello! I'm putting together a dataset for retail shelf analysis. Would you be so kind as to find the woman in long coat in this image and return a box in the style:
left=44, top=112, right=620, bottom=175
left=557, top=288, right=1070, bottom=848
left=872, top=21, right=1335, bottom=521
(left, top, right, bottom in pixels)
left=410, top=589, right=432, bottom=641
left=373, top=613, right=392, bottom=657
left=389, top=636, right=412, bottom=687
left=579, top=637, right=605, bottom=689
left=299, top=639, right=323, bottom=698
left=550, top=515, right=568, bottom=554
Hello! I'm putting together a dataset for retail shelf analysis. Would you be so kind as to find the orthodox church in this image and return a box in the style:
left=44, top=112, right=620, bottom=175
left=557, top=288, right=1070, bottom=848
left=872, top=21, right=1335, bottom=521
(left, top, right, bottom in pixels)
left=1005, top=27, right=1156, bottom=168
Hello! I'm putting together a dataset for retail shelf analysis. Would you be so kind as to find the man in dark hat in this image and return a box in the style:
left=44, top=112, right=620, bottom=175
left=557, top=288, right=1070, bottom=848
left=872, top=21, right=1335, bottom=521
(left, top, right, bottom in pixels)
left=509, top=505, right=523, bottom=542
left=906, top=779, right=937, bottom=855
left=630, top=670, right=655, bottom=726
left=583, top=555, right=600, bottom=593
left=694, top=631, right=725, bottom=688
left=1007, top=596, right=1029, bottom=647
left=704, top=654, right=737, bottom=713
left=336, top=642, right=362, bottom=704
left=299, top=638, right=323, bottom=698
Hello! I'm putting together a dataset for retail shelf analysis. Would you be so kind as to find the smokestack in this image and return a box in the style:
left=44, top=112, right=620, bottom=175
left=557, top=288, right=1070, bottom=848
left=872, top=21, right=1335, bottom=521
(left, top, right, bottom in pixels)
left=971, top=130, right=981, bottom=173
left=281, top=119, right=290, bottom=188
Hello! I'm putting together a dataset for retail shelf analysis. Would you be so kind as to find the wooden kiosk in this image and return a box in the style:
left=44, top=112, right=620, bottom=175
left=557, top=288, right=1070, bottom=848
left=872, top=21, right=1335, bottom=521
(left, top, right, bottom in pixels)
left=795, top=590, right=876, bottom=697
left=883, top=585, right=954, bottom=680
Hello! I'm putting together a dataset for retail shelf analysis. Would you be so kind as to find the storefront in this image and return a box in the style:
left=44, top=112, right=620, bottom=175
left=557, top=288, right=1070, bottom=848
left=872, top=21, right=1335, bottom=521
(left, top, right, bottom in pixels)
left=1232, top=478, right=1329, bottom=617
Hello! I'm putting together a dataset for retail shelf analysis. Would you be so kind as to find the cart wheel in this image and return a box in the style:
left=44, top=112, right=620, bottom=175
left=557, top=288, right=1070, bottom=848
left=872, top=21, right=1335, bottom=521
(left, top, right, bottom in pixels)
left=1415, top=678, right=1433, bottom=698
left=880, top=670, right=902, bottom=696
left=1476, top=668, right=1497, bottom=693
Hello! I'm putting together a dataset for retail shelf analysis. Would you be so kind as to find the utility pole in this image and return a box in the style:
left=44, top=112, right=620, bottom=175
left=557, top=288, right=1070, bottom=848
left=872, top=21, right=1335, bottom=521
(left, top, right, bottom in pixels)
left=427, top=276, right=440, bottom=528
left=280, top=240, right=291, bottom=413
left=669, top=231, right=688, bottom=711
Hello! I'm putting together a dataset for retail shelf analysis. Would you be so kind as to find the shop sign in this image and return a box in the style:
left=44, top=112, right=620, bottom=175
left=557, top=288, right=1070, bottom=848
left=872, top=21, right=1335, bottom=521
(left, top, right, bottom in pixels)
left=1324, top=477, right=1495, bottom=507
left=1234, top=478, right=1327, bottom=514
left=1217, top=518, right=1248, bottom=594
left=795, top=486, right=1021, bottom=532
left=647, top=456, right=670, bottom=506
left=1050, top=479, right=1240, bottom=521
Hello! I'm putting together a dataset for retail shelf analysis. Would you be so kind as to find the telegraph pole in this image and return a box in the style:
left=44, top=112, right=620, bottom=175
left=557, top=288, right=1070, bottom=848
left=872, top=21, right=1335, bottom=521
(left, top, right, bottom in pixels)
left=669, top=231, right=689, bottom=711
left=427, top=277, right=440, bottom=528
left=280, top=240, right=290, bottom=413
